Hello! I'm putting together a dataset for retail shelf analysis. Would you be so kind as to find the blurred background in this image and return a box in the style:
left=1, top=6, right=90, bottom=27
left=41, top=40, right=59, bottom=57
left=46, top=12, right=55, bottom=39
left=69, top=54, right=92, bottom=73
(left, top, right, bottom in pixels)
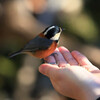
left=0, top=0, right=100, bottom=100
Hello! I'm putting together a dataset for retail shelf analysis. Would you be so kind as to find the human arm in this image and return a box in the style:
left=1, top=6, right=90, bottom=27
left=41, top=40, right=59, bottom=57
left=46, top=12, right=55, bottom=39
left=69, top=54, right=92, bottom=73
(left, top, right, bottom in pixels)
left=39, top=46, right=100, bottom=100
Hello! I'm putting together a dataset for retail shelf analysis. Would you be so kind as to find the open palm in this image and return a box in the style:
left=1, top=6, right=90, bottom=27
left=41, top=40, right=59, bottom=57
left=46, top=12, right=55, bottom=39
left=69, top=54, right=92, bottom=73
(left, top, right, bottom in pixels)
left=39, top=46, right=100, bottom=100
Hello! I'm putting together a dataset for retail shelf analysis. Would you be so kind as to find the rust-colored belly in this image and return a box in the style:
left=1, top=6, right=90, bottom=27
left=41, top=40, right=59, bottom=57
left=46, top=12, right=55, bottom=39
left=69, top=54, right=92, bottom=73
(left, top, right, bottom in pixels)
left=33, top=42, right=57, bottom=58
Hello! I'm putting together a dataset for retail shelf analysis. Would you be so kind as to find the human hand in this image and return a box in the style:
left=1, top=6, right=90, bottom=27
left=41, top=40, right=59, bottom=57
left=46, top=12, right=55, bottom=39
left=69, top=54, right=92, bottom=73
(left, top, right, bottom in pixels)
left=39, top=46, right=100, bottom=100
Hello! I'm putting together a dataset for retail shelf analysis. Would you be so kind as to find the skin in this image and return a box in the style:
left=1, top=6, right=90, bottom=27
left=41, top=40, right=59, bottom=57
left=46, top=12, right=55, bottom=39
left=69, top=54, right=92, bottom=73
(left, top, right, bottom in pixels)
left=39, top=46, right=100, bottom=100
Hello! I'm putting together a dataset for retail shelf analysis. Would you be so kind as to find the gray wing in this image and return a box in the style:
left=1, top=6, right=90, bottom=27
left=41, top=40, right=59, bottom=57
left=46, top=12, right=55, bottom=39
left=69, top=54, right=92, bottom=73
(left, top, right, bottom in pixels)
left=22, top=36, right=53, bottom=52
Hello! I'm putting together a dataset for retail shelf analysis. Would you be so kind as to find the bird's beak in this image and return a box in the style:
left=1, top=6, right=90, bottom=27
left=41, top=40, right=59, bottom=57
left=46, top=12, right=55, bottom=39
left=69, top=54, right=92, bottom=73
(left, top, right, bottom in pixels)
left=61, top=27, right=66, bottom=31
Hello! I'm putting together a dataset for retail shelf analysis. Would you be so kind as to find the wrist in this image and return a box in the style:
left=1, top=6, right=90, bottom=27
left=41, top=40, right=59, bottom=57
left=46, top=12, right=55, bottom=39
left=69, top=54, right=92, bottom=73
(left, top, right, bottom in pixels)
left=83, top=91, right=100, bottom=100
left=81, top=86, right=100, bottom=100
left=76, top=81, right=100, bottom=100
left=97, top=97, right=100, bottom=100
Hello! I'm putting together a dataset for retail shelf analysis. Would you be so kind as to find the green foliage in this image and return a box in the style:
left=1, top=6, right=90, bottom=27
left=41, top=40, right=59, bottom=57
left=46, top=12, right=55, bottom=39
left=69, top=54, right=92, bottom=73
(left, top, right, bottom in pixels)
left=0, top=56, right=16, bottom=78
left=65, top=13, right=99, bottom=43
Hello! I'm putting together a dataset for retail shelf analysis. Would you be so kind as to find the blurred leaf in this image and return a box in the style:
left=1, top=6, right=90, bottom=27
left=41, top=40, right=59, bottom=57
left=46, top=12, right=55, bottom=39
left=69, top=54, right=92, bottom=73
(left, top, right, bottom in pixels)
left=0, top=77, right=4, bottom=88
left=66, top=13, right=99, bottom=42
left=0, top=56, right=16, bottom=78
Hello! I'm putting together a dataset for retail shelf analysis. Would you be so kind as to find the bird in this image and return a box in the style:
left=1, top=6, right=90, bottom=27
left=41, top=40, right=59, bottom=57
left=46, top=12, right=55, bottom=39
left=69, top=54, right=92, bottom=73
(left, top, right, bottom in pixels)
left=9, top=25, right=62, bottom=59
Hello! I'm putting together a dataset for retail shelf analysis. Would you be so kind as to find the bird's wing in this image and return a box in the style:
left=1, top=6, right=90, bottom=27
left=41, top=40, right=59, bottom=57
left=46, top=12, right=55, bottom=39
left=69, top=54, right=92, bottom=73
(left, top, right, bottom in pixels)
left=22, top=36, right=53, bottom=52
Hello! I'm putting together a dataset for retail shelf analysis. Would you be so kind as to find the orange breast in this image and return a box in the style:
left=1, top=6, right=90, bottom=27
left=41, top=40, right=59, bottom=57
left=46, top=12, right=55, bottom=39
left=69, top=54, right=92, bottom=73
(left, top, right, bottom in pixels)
left=33, top=42, right=57, bottom=58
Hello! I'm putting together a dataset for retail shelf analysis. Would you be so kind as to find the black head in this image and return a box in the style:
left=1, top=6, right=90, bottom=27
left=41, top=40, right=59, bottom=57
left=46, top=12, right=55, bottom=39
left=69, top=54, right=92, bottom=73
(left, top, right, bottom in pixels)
left=43, top=25, right=62, bottom=41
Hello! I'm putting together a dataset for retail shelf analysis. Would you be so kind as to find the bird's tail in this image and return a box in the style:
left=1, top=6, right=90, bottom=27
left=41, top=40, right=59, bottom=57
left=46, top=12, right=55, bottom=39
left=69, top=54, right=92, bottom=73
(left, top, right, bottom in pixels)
left=9, top=50, right=22, bottom=58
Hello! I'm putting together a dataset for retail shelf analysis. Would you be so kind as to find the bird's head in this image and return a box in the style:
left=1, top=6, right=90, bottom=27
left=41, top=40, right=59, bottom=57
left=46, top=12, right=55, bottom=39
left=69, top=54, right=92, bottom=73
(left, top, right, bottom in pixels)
left=43, top=25, right=62, bottom=42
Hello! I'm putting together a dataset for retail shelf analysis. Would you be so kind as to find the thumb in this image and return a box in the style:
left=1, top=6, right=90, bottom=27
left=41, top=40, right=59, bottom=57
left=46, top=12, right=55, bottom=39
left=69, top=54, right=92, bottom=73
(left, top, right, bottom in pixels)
left=39, top=64, right=59, bottom=77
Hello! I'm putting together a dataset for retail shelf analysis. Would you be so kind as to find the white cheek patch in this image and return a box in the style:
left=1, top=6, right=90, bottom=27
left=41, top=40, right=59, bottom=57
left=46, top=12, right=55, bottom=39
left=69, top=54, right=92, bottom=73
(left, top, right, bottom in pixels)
left=50, top=32, right=61, bottom=40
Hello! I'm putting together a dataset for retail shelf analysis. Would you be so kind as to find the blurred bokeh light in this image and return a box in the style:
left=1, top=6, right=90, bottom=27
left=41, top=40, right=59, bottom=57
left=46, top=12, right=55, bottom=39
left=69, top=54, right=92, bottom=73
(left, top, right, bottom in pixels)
left=0, top=0, right=100, bottom=100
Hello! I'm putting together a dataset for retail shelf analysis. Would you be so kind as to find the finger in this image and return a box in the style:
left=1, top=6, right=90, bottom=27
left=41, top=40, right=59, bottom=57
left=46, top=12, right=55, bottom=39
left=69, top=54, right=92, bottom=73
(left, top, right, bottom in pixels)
left=91, top=70, right=100, bottom=78
left=44, top=55, right=56, bottom=64
left=82, top=65, right=99, bottom=72
left=54, top=48, right=68, bottom=67
left=39, top=64, right=59, bottom=77
left=71, top=51, right=99, bottom=71
left=59, top=46, right=78, bottom=65
left=71, top=51, right=92, bottom=66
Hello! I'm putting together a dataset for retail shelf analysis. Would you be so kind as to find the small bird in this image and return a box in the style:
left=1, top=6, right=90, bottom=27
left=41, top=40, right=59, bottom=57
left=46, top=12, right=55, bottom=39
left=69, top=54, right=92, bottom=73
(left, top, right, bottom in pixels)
left=9, top=25, right=62, bottom=59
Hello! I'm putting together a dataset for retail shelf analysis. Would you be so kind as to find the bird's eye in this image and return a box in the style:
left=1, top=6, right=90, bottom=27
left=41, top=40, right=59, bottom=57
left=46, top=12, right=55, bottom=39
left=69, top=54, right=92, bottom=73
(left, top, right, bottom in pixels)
left=44, top=26, right=60, bottom=39
left=45, top=28, right=56, bottom=39
left=47, top=28, right=55, bottom=34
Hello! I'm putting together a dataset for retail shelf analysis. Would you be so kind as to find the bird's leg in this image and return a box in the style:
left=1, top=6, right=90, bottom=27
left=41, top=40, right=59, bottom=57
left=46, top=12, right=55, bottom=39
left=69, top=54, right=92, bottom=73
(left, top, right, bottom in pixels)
left=50, top=52, right=58, bottom=57
left=41, top=58, right=46, bottom=63
left=50, top=53, right=59, bottom=65
left=42, top=58, right=51, bottom=64
left=42, top=53, right=58, bottom=64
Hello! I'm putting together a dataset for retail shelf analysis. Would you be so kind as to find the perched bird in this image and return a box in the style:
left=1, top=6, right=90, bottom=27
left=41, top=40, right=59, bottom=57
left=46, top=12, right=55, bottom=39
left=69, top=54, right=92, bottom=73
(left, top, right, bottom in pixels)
left=9, top=25, right=62, bottom=59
